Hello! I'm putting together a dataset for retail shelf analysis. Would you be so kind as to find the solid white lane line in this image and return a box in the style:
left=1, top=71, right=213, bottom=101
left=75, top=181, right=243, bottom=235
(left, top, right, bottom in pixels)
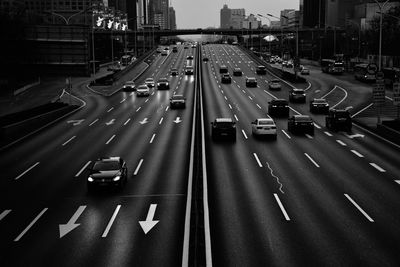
left=89, top=119, right=99, bottom=126
left=106, top=135, right=116, bottom=145
left=120, top=99, right=126, bottom=103
left=150, top=134, right=156, bottom=143
left=253, top=153, right=263, bottom=167
left=336, top=140, right=347, bottom=146
left=324, top=131, right=333, bottom=137
left=107, top=107, right=114, bottom=113
left=159, top=117, right=164, bottom=125
left=274, top=194, right=290, bottom=221
left=134, top=159, right=144, bottom=176
left=102, top=205, right=121, bottom=238
left=0, top=210, right=11, bottom=221
left=256, top=104, right=262, bottom=109
left=15, top=162, right=40, bottom=180
left=14, top=208, right=48, bottom=241
left=344, top=194, right=374, bottom=222
left=229, top=104, right=232, bottom=109
left=75, top=161, right=91, bottom=177
left=234, top=114, right=239, bottom=121
left=313, top=123, right=321, bottom=129
left=351, top=150, right=364, bottom=158
left=62, top=136, right=76, bottom=146
left=304, top=153, right=320, bottom=168
left=305, top=134, right=313, bottom=139
left=369, top=163, right=386, bottom=172
left=136, top=107, right=141, bottom=112
left=124, top=118, right=131, bottom=125
left=242, top=130, right=248, bottom=139
left=281, top=130, right=291, bottom=139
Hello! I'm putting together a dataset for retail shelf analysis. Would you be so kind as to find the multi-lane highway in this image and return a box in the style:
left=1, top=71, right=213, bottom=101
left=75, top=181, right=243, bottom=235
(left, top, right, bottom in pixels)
left=1, top=43, right=400, bottom=266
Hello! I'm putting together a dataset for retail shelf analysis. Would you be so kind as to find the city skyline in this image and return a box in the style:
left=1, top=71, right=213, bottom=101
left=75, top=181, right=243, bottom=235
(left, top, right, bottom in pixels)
left=172, top=0, right=299, bottom=28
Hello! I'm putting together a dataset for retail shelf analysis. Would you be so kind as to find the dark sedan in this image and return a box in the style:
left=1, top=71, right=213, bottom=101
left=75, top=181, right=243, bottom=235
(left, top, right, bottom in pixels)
left=87, top=157, right=128, bottom=191
left=310, top=98, right=329, bottom=113
left=288, top=115, right=314, bottom=135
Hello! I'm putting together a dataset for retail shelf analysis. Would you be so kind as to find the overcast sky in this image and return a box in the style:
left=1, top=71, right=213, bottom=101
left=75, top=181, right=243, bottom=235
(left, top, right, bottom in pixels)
left=172, top=0, right=299, bottom=29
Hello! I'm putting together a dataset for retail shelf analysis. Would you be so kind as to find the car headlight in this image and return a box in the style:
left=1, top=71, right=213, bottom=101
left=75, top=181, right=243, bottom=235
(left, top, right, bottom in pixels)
left=113, top=176, right=121, bottom=181
left=88, top=177, right=94, bottom=182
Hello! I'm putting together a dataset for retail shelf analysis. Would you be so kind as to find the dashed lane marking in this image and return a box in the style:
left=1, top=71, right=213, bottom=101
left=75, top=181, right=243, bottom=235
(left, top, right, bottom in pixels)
left=304, top=153, right=320, bottom=168
left=89, top=119, right=98, bottom=126
left=253, top=153, right=263, bottom=167
left=106, top=135, right=116, bottom=145
left=150, top=134, right=156, bottom=144
left=102, top=205, right=121, bottom=238
left=124, top=118, right=131, bottom=125
left=274, top=194, right=290, bottom=221
left=62, top=136, right=76, bottom=146
left=107, top=107, right=114, bottom=113
left=369, top=163, right=386, bottom=172
left=0, top=210, right=11, bottom=221
left=134, top=159, right=144, bottom=176
left=15, top=162, right=40, bottom=180
left=336, top=140, right=347, bottom=146
left=75, top=161, right=91, bottom=177
left=242, top=129, right=248, bottom=139
left=281, top=130, right=291, bottom=139
left=344, top=194, right=374, bottom=222
left=351, top=150, right=364, bottom=158
left=324, top=131, right=333, bottom=137
left=14, top=208, right=48, bottom=242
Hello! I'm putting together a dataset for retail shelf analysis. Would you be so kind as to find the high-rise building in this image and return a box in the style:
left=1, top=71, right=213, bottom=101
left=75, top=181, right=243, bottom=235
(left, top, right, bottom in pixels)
left=242, top=14, right=261, bottom=29
left=301, top=0, right=325, bottom=28
left=169, top=6, right=176, bottom=29
left=354, top=1, right=400, bottom=30
left=220, top=4, right=231, bottom=29
left=148, top=0, right=169, bottom=29
left=281, top=9, right=295, bottom=27
left=219, top=4, right=245, bottom=29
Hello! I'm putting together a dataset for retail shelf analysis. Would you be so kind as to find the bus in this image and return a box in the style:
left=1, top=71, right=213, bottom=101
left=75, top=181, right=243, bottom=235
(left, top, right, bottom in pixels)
left=321, top=59, right=344, bottom=74
left=120, top=55, right=133, bottom=66
left=354, top=63, right=377, bottom=83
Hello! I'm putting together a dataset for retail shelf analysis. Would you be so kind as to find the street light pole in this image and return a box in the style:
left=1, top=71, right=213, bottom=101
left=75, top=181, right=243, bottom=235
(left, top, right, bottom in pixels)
left=267, top=13, right=284, bottom=59
left=374, top=0, right=390, bottom=71
left=257, top=14, right=272, bottom=55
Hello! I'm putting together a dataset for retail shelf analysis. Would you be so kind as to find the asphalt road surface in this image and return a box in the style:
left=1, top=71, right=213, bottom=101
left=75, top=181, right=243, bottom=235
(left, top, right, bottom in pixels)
left=1, top=43, right=399, bottom=266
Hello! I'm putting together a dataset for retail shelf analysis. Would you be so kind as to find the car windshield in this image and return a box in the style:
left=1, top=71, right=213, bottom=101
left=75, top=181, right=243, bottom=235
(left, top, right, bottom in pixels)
left=335, top=111, right=350, bottom=118
left=125, top=81, right=134, bottom=85
left=271, top=80, right=280, bottom=83
left=159, top=78, right=168, bottom=82
left=258, top=120, right=274, bottom=125
left=314, top=99, right=326, bottom=103
left=146, top=78, right=153, bottom=82
left=172, top=95, right=185, bottom=100
left=93, top=161, right=119, bottom=171
left=138, top=85, right=148, bottom=90
left=296, top=116, right=312, bottom=122
left=293, top=90, right=305, bottom=94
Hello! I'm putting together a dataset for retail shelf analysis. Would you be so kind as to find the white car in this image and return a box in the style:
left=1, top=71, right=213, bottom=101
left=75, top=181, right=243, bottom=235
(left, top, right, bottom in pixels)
left=136, top=84, right=150, bottom=97
left=145, top=78, right=155, bottom=87
left=251, top=118, right=277, bottom=139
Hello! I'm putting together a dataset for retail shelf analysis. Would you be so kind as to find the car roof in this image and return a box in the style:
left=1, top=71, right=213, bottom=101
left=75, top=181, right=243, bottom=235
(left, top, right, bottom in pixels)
left=313, top=98, right=327, bottom=102
left=271, top=79, right=280, bottom=82
left=96, top=156, right=120, bottom=162
left=138, top=84, right=149, bottom=88
left=215, top=118, right=233, bottom=122
left=145, top=77, right=154, bottom=81
left=125, top=81, right=134, bottom=84
left=293, top=115, right=312, bottom=120
left=247, top=77, right=256, bottom=80
left=257, top=118, right=274, bottom=122
left=292, top=88, right=304, bottom=91
left=159, top=77, right=168, bottom=81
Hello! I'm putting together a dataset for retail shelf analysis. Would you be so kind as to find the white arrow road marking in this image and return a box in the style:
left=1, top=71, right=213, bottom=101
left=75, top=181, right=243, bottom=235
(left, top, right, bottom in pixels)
left=62, top=136, right=76, bottom=146
left=15, top=208, right=48, bottom=241
left=0, top=210, right=11, bottom=221
left=134, top=159, right=144, bottom=176
left=274, top=194, right=290, bottom=221
left=345, top=133, right=365, bottom=139
left=139, top=118, right=148, bottom=124
left=106, top=119, right=115, bottom=125
left=67, top=120, right=85, bottom=126
left=344, top=194, right=374, bottom=222
left=89, top=119, right=98, bottom=126
left=102, top=205, right=121, bottom=238
left=304, top=153, right=320, bottom=168
left=139, top=204, right=159, bottom=234
left=59, top=206, right=86, bottom=238
left=15, top=162, right=40, bottom=180
left=173, top=117, right=182, bottom=124
left=75, top=161, right=91, bottom=177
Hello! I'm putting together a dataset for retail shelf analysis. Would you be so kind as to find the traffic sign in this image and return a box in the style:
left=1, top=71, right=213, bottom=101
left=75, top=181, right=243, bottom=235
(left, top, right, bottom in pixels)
left=393, top=82, right=400, bottom=105
left=373, top=83, right=385, bottom=105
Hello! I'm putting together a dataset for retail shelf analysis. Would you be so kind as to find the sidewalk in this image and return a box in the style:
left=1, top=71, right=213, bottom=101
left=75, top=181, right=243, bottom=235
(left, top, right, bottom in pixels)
left=0, top=67, right=112, bottom=117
